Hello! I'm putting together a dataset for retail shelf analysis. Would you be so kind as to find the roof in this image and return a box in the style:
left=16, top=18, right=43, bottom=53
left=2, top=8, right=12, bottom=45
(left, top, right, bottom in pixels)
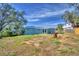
left=63, top=23, right=73, bottom=29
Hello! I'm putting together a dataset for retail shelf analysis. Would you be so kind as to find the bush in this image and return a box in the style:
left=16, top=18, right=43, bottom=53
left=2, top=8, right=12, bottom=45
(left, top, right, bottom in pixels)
left=1, top=28, right=13, bottom=37
left=1, top=27, right=25, bottom=37
left=2, top=31, right=9, bottom=37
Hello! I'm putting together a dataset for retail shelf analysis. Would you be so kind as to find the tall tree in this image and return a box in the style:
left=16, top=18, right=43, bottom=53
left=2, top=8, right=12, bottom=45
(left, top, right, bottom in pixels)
left=0, top=4, right=27, bottom=38
left=63, top=4, right=79, bottom=27
left=63, top=11, right=76, bottom=27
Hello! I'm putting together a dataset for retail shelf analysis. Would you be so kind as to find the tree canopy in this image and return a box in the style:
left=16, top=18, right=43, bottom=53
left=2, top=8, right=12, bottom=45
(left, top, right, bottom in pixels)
left=56, top=24, right=63, bottom=34
left=0, top=4, right=27, bottom=37
left=63, top=4, right=79, bottom=27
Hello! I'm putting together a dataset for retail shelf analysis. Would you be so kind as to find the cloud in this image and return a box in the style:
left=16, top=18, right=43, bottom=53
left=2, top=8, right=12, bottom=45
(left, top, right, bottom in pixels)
left=45, top=22, right=65, bottom=26
left=26, top=7, right=74, bottom=19
left=25, top=6, right=74, bottom=27
left=34, top=21, right=65, bottom=28
left=27, top=18, right=40, bottom=22
left=50, top=22, right=65, bottom=26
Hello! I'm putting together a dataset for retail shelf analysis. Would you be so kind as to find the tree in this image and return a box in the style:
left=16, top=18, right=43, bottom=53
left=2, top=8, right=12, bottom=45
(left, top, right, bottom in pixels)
left=63, top=11, right=76, bottom=27
left=56, top=24, right=63, bottom=34
left=63, top=4, right=79, bottom=28
left=71, top=4, right=79, bottom=27
left=54, top=24, right=63, bottom=38
left=0, top=4, right=27, bottom=38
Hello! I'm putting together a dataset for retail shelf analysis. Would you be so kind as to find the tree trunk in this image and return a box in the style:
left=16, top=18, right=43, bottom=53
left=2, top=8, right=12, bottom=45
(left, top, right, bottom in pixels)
left=54, top=32, right=58, bottom=38
left=0, top=27, right=3, bottom=39
left=0, top=32, right=2, bottom=39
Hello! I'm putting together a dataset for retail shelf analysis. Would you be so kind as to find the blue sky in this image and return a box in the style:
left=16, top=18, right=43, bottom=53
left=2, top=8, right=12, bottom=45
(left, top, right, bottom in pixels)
left=12, top=3, right=74, bottom=28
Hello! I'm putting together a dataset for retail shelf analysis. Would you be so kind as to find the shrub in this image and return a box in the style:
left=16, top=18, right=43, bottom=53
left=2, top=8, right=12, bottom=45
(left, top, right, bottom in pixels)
left=2, top=30, right=10, bottom=37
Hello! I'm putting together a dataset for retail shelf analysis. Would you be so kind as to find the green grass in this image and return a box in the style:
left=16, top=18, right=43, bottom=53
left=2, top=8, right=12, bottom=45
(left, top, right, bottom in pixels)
left=0, top=34, right=52, bottom=56
left=51, top=38, right=61, bottom=45
left=0, top=33, right=79, bottom=56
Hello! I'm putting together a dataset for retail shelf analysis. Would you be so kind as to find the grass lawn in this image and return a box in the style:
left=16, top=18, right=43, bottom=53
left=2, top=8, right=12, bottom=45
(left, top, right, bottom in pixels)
left=0, top=33, right=79, bottom=56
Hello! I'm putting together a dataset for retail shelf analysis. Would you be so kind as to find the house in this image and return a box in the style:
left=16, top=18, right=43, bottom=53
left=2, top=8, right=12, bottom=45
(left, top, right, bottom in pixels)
left=63, top=23, right=74, bottom=32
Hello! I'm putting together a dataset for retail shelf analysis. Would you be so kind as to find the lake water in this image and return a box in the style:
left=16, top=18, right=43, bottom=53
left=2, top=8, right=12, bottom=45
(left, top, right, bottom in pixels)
left=25, top=28, right=55, bottom=35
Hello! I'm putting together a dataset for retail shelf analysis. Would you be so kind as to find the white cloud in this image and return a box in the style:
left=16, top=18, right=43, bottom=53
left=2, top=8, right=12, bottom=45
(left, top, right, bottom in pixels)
left=25, top=7, right=74, bottom=25
left=34, top=22, right=65, bottom=28
left=26, top=7, right=74, bottom=19
left=50, top=22, right=65, bottom=25
left=27, top=18, right=40, bottom=22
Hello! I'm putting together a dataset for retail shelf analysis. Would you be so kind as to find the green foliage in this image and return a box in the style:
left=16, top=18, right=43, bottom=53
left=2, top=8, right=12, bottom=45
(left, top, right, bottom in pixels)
left=0, top=4, right=27, bottom=37
left=2, top=29, right=10, bottom=37
left=56, top=24, right=63, bottom=34
left=63, top=11, right=75, bottom=26
left=63, top=4, right=79, bottom=27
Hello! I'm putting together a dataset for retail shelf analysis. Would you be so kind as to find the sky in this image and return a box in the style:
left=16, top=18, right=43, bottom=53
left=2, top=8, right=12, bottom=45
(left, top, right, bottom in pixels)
left=12, top=3, right=75, bottom=28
